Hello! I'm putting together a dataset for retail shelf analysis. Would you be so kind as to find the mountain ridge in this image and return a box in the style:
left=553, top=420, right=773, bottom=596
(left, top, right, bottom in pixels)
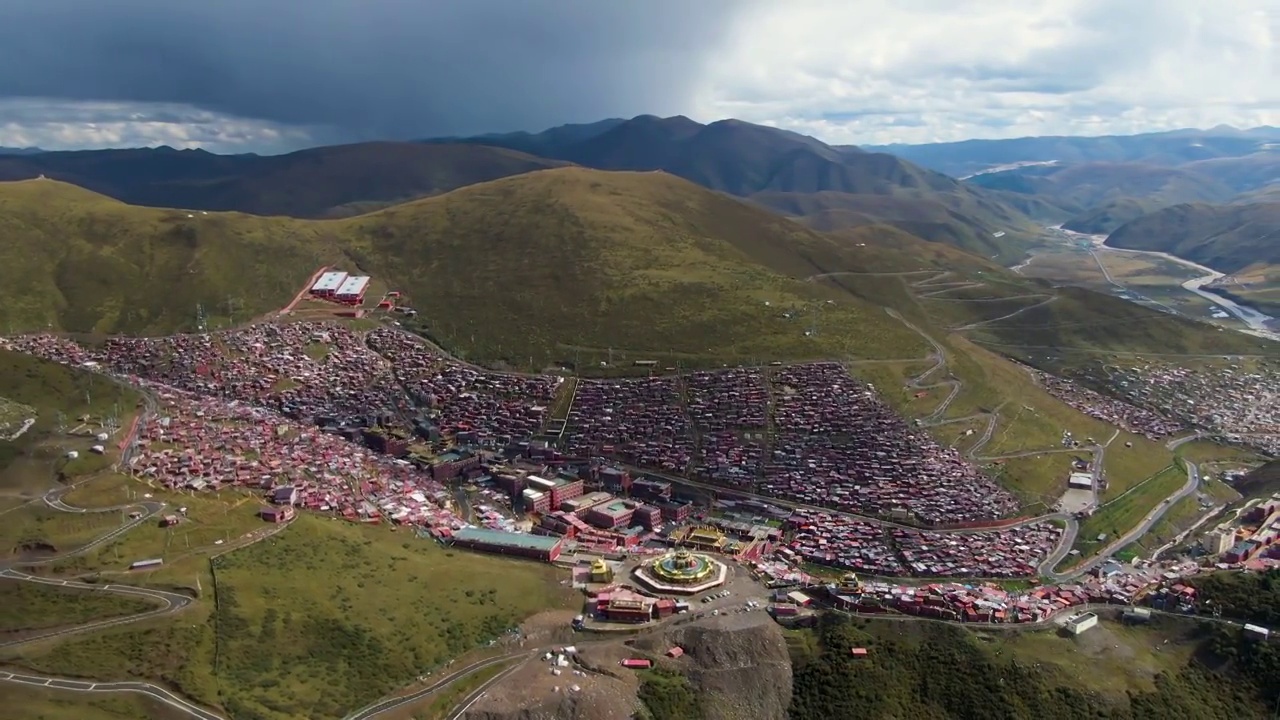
left=437, top=114, right=1045, bottom=260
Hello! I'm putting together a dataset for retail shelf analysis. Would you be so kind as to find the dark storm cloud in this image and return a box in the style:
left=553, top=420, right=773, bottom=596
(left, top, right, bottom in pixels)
left=0, top=0, right=750, bottom=141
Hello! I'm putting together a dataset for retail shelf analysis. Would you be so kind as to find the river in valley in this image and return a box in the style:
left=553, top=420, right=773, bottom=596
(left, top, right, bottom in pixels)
left=1047, top=226, right=1280, bottom=341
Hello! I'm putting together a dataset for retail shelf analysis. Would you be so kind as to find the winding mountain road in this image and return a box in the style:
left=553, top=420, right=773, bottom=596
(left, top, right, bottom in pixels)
left=0, top=669, right=226, bottom=720
left=344, top=653, right=526, bottom=720
left=0, top=569, right=193, bottom=650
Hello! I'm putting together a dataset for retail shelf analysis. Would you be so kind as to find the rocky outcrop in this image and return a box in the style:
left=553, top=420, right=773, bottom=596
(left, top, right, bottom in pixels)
left=635, top=612, right=793, bottom=720
left=464, top=612, right=792, bottom=720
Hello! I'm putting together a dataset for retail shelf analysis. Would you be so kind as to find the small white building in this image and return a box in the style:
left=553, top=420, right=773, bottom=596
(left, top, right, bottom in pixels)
left=1244, top=624, right=1271, bottom=641
left=1066, top=612, right=1099, bottom=635
left=310, top=271, right=348, bottom=296
left=335, top=275, right=371, bottom=303
left=1068, top=472, right=1094, bottom=490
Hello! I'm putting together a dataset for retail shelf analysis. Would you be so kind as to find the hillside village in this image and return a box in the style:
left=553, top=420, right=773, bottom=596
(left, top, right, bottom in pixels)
left=4, top=305, right=1278, bottom=640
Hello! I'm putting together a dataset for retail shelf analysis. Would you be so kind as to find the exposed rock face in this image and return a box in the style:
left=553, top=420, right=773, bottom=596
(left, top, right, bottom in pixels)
left=637, top=612, right=793, bottom=720
left=464, top=612, right=792, bottom=720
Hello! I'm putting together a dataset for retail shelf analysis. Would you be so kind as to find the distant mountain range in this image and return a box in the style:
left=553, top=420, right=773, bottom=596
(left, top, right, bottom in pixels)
left=431, top=115, right=1052, bottom=260
left=0, top=142, right=567, bottom=218
left=873, top=126, right=1280, bottom=274
left=867, top=126, right=1280, bottom=178
left=0, top=116, right=1054, bottom=262
left=0, top=146, right=43, bottom=156
left=5, top=119, right=1277, bottom=275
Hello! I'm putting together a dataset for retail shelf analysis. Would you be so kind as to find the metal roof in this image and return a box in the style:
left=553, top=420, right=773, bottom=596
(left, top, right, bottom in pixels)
left=453, top=527, right=562, bottom=551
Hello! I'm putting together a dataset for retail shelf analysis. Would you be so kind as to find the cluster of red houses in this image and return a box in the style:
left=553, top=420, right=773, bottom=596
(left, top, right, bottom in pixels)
left=564, top=377, right=694, bottom=472
left=781, top=509, right=1063, bottom=579
left=123, top=386, right=466, bottom=532
left=820, top=563, right=1168, bottom=624
left=763, top=363, right=1019, bottom=525
left=366, top=328, right=562, bottom=445
left=1029, top=365, right=1185, bottom=440
left=3, top=326, right=1079, bottom=575
left=686, top=369, right=768, bottom=485
left=1091, top=362, right=1280, bottom=455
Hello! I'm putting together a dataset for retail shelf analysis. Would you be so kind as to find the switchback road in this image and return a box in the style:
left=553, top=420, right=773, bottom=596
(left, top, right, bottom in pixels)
left=0, top=669, right=226, bottom=720
left=0, top=569, right=193, bottom=650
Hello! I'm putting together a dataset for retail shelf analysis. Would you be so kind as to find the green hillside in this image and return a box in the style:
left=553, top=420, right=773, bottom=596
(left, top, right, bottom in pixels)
left=450, top=115, right=1051, bottom=261
left=969, top=162, right=1236, bottom=210
left=0, top=179, right=342, bottom=334
left=968, top=286, right=1275, bottom=356
left=1062, top=197, right=1169, bottom=234
left=0, top=172, right=929, bottom=367
left=1106, top=201, right=1280, bottom=275
left=335, top=168, right=929, bottom=366
left=784, top=614, right=1276, bottom=720
left=752, top=190, right=1043, bottom=263
left=2, top=169, right=1273, bottom=373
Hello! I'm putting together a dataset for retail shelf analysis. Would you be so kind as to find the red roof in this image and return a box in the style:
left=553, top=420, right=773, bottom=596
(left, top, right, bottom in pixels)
left=666, top=647, right=684, bottom=658
left=851, top=647, right=869, bottom=657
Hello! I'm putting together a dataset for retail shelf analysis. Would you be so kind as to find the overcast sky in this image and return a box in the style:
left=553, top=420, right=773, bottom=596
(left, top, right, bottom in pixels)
left=0, top=0, right=1275, bottom=153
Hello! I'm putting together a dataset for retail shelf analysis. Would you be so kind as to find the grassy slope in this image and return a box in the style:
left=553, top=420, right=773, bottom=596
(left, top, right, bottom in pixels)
left=473, top=115, right=1049, bottom=262
left=0, top=349, right=138, bottom=509
left=1105, top=201, right=1280, bottom=274
left=188, top=142, right=570, bottom=219
left=0, top=180, right=342, bottom=334
left=338, top=168, right=929, bottom=366
left=787, top=613, right=1272, bottom=720
left=0, top=173, right=928, bottom=368
left=12, top=515, right=574, bottom=720
left=970, top=162, right=1235, bottom=209
left=1062, top=197, right=1169, bottom=234
left=0, top=579, right=157, bottom=633
left=968, top=286, right=1276, bottom=356
left=752, top=189, right=1041, bottom=263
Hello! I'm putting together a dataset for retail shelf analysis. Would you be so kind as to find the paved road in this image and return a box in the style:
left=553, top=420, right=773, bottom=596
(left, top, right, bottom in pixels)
left=446, top=659, right=530, bottom=720
left=0, top=669, right=226, bottom=720
left=1042, top=462, right=1201, bottom=582
left=954, top=295, right=1060, bottom=331
left=344, top=653, right=526, bottom=720
left=9, top=501, right=166, bottom=569
left=0, top=569, right=193, bottom=649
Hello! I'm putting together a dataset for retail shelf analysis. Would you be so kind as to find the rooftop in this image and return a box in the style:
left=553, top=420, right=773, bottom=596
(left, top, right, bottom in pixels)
left=453, top=527, right=562, bottom=552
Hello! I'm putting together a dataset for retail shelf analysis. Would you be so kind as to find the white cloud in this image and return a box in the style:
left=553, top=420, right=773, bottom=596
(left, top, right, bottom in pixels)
left=0, top=98, right=316, bottom=153
left=693, top=0, right=1280, bottom=145
left=0, top=0, right=1275, bottom=151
